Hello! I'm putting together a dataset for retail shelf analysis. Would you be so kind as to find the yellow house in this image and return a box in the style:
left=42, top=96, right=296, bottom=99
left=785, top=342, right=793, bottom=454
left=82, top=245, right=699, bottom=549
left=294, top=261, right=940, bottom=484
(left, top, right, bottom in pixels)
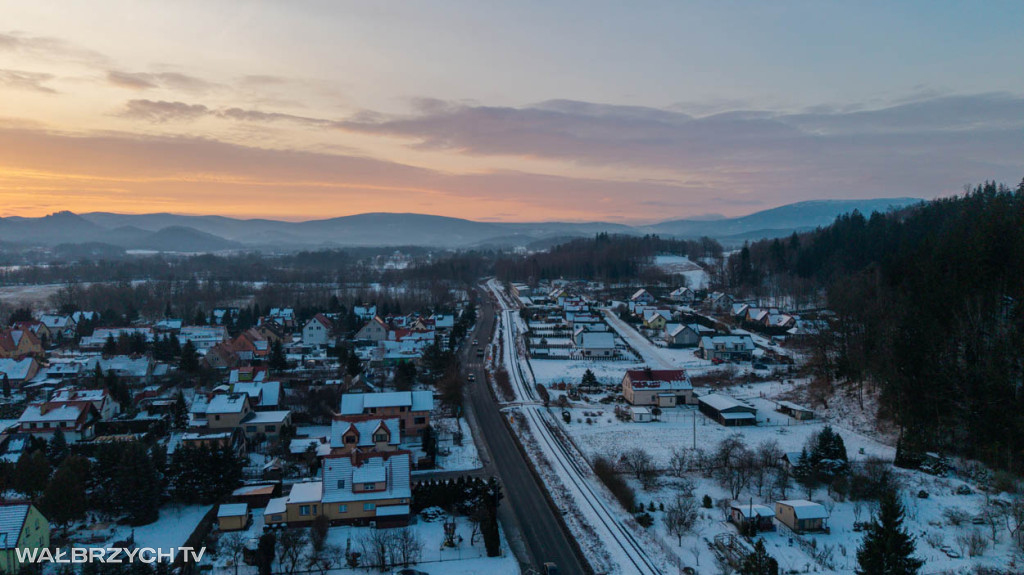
left=0, top=504, right=50, bottom=573
left=216, top=503, right=251, bottom=532
left=642, top=310, right=670, bottom=330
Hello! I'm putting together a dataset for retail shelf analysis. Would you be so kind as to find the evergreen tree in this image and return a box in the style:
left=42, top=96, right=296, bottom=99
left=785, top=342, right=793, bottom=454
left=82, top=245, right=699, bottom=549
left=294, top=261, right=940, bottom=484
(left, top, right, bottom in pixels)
left=739, top=539, right=779, bottom=575
left=792, top=447, right=817, bottom=497
left=42, top=455, right=90, bottom=530
left=269, top=340, right=288, bottom=372
left=179, top=340, right=199, bottom=373
left=581, top=369, right=598, bottom=386
left=1, top=374, right=9, bottom=398
left=345, top=352, right=363, bottom=377
left=171, top=391, right=189, bottom=429
left=13, top=449, right=49, bottom=500
left=46, top=428, right=70, bottom=467
left=102, top=334, right=117, bottom=356
left=117, top=442, right=160, bottom=525
left=856, top=490, right=923, bottom=575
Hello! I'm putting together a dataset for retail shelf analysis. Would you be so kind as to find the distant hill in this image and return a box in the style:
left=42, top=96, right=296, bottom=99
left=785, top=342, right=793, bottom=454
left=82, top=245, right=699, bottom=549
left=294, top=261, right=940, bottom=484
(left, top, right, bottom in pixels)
left=0, top=198, right=922, bottom=252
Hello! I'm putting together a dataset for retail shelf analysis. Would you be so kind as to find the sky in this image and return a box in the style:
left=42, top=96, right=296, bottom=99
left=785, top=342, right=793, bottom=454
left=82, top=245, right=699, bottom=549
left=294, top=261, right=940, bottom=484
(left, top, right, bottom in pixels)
left=0, top=1, right=1022, bottom=223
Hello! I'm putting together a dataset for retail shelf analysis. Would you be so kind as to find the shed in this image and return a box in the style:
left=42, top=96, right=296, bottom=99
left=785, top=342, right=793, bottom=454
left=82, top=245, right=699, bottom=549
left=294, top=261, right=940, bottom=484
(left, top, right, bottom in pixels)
left=698, top=394, right=756, bottom=426
left=729, top=502, right=776, bottom=532
left=774, top=500, right=829, bottom=533
left=630, top=406, right=653, bottom=423
left=777, top=400, right=815, bottom=421
left=217, top=503, right=251, bottom=532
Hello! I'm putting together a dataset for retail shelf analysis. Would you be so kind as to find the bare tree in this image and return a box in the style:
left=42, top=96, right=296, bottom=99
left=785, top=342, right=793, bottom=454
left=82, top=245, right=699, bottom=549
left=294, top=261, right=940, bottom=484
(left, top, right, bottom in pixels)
left=621, top=448, right=657, bottom=490
left=668, top=447, right=690, bottom=477
left=276, top=529, right=309, bottom=575
left=664, top=494, right=699, bottom=545
left=360, top=529, right=395, bottom=572
left=396, top=528, right=423, bottom=567
left=218, top=533, right=248, bottom=575
left=310, top=545, right=341, bottom=575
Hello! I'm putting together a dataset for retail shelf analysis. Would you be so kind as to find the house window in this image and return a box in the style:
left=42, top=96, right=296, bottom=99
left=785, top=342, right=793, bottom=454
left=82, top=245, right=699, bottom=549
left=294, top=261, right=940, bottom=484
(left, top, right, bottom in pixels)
left=214, top=415, right=221, bottom=421
left=368, top=407, right=377, bottom=414
left=363, top=503, right=375, bottom=511
left=299, top=505, right=311, bottom=516
left=413, top=417, right=426, bottom=425
left=271, top=514, right=282, bottom=522
left=338, top=505, right=347, bottom=513
left=399, top=406, right=407, bottom=412
left=246, top=426, right=257, bottom=432
left=345, top=435, right=356, bottom=444
left=373, top=433, right=388, bottom=442
left=363, top=483, right=375, bottom=490
left=337, top=480, right=346, bottom=489
left=265, top=425, right=276, bottom=433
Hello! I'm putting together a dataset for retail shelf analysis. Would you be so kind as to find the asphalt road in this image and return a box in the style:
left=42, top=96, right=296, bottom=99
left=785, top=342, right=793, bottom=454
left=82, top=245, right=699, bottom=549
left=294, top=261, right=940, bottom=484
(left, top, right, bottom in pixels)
left=459, top=295, right=590, bottom=575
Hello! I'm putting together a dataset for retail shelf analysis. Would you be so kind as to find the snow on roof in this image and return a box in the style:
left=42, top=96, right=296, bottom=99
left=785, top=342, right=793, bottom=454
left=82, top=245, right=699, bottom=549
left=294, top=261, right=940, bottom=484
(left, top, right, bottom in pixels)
left=242, top=410, right=290, bottom=425
left=264, top=497, right=287, bottom=515
left=699, top=393, right=755, bottom=413
left=699, top=335, right=755, bottom=350
left=352, top=459, right=387, bottom=484
left=340, top=391, right=432, bottom=414
left=625, top=369, right=692, bottom=391
left=287, top=481, right=322, bottom=504
left=330, top=418, right=400, bottom=449
left=233, top=381, right=281, bottom=407
left=217, top=503, right=248, bottom=518
left=777, top=400, right=813, bottom=413
left=777, top=500, right=829, bottom=519
left=0, top=358, right=35, bottom=380
left=0, top=504, right=30, bottom=549
left=206, top=394, right=248, bottom=414
left=19, top=402, right=88, bottom=424
left=730, top=503, right=776, bottom=518
left=578, top=332, right=615, bottom=349
left=322, top=453, right=411, bottom=504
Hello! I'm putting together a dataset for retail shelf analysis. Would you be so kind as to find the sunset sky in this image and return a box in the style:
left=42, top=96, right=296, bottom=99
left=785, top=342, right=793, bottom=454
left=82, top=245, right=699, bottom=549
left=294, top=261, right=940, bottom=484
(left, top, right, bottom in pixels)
left=1, top=1, right=1022, bottom=223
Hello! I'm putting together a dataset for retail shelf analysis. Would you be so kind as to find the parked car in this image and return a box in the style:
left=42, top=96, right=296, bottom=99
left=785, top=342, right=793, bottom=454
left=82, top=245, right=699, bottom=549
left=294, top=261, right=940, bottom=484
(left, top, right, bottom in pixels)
left=543, top=563, right=560, bottom=575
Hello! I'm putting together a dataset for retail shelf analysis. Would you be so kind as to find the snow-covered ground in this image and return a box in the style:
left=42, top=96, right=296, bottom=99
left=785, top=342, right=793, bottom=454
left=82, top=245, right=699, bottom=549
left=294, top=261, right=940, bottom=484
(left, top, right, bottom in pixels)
left=205, top=508, right=517, bottom=575
left=651, top=255, right=709, bottom=290
left=432, top=416, right=482, bottom=472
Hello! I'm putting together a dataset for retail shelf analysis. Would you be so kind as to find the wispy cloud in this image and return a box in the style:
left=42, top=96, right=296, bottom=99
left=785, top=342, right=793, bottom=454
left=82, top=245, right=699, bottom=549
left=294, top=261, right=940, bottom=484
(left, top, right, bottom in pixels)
left=0, top=69, right=57, bottom=93
left=0, top=30, right=109, bottom=66
left=106, top=70, right=217, bottom=93
left=118, top=99, right=331, bottom=126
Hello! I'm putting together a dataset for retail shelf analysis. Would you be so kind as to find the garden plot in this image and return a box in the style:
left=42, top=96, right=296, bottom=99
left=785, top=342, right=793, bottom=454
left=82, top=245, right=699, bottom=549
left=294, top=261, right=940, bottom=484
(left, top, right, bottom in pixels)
left=552, top=393, right=1022, bottom=573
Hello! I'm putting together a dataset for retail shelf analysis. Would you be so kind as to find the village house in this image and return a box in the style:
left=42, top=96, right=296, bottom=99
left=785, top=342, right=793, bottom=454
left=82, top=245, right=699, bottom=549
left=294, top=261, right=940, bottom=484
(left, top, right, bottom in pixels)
left=669, top=286, right=695, bottom=304
left=0, top=503, right=50, bottom=573
left=178, top=325, right=228, bottom=353
left=573, top=331, right=617, bottom=358
left=79, top=327, right=154, bottom=350
left=621, top=369, right=695, bottom=407
left=776, top=400, right=815, bottom=421
left=17, top=401, right=99, bottom=442
left=302, top=314, right=334, bottom=347
left=39, top=314, right=77, bottom=341
left=774, top=500, right=829, bottom=533
left=729, top=502, right=776, bottom=533
left=642, top=309, right=672, bottom=330
left=51, top=388, right=120, bottom=420
left=321, top=450, right=412, bottom=526
left=698, top=334, right=756, bottom=362
left=0, top=329, right=43, bottom=360
left=264, top=480, right=322, bottom=527
left=355, top=317, right=389, bottom=342
left=96, top=355, right=155, bottom=385
left=663, top=323, right=713, bottom=347
left=328, top=417, right=401, bottom=455
left=230, top=380, right=282, bottom=410
left=630, top=288, right=656, bottom=305
left=354, top=305, right=377, bottom=320
left=0, top=358, right=39, bottom=388
left=698, top=393, right=757, bottom=426
left=706, top=292, right=735, bottom=312
left=339, top=391, right=432, bottom=437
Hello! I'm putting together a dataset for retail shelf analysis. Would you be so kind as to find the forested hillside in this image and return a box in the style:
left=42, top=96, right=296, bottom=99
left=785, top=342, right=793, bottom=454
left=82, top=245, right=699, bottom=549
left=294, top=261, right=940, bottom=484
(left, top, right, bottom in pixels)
left=495, top=234, right=722, bottom=283
left=730, top=180, right=1024, bottom=472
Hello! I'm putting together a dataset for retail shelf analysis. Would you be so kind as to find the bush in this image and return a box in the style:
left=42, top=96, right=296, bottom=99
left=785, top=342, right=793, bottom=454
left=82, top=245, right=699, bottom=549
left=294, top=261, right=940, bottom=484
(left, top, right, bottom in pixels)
left=702, top=494, right=713, bottom=508
left=593, top=456, right=636, bottom=511
left=635, top=512, right=654, bottom=528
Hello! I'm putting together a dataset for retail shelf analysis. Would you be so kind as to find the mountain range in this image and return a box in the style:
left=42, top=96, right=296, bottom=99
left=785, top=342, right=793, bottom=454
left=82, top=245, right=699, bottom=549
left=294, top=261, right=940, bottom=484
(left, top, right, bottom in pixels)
left=0, top=198, right=922, bottom=253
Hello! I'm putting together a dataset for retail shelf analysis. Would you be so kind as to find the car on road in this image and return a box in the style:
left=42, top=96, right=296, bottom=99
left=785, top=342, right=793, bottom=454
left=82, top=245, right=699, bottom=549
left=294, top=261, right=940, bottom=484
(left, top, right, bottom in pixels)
left=543, top=563, right=560, bottom=575
left=472, top=338, right=479, bottom=345
left=467, top=373, right=476, bottom=382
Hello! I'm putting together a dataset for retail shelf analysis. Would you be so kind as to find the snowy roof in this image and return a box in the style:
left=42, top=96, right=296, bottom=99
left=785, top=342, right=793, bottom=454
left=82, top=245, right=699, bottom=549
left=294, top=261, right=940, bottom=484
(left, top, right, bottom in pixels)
left=624, top=369, right=691, bottom=391
left=340, top=391, right=432, bottom=414
left=699, top=335, right=755, bottom=351
left=242, top=410, right=290, bottom=425
left=264, top=497, right=287, bottom=515
left=578, top=332, right=615, bottom=349
left=0, top=358, right=35, bottom=380
left=217, top=503, right=248, bottom=518
left=18, top=402, right=89, bottom=424
left=352, top=459, right=387, bottom=483
left=287, top=481, right=323, bottom=504
left=777, top=500, right=829, bottom=519
left=322, top=453, right=411, bottom=504
left=330, top=418, right=401, bottom=449
left=97, top=356, right=152, bottom=378
left=730, top=503, right=775, bottom=518
left=699, top=393, right=755, bottom=413
left=206, top=394, right=248, bottom=414
left=777, top=400, right=813, bottom=413
left=0, top=504, right=30, bottom=549
left=233, top=381, right=281, bottom=407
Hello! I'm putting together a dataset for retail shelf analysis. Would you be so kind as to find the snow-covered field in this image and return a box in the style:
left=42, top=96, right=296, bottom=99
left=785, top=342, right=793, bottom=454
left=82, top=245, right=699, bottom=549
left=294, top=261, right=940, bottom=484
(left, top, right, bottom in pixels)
left=556, top=379, right=1023, bottom=574
left=651, top=255, right=709, bottom=290
left=432, top=416, right=482, bottom=472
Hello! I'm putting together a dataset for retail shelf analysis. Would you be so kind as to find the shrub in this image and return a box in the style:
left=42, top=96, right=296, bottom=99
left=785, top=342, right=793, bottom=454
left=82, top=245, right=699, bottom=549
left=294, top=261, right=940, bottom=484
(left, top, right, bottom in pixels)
left=593, top=456, right=636, bottom=511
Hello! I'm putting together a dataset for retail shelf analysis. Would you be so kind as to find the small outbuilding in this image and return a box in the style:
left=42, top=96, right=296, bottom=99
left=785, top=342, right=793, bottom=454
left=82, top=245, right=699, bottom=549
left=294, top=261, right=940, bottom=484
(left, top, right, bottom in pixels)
left=698, top=394, right=757, bottom=426
left=774, top=500, right=829, bottom=533
left=729, top=502, right=776, bottom=532
left=217, top=503, right=251, bottom=532
left=776, top=400, right=815, bottom=421
left=630, top=406, right=653, bottom=423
